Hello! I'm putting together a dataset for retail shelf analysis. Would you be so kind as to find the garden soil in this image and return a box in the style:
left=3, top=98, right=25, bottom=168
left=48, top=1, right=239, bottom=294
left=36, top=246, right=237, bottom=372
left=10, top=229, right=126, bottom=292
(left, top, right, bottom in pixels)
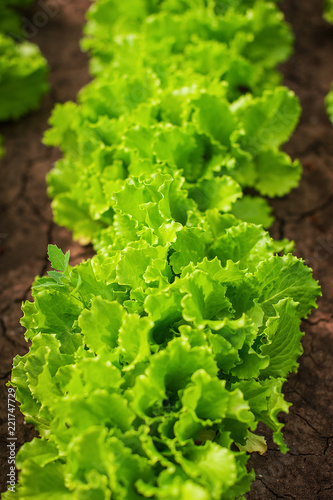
left=1, top=0, right=333, bottom=498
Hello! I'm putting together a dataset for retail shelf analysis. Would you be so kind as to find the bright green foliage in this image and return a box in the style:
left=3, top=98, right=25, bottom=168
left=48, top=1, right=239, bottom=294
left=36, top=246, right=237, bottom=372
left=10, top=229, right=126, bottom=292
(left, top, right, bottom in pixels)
left=0, top=0, right=48, bottom=157
left=6, top=196, right=320, bottom=498
left=326, top=84, right=333, bottom=123
left=231, top=196, right=274, bottom=228
left=83, top=0, right=292, bottom=88
left=0, top=34, right=49, bottom=121
left=324, top=0, right=333, bottom=23
left=45, top=0, right=301, bottom=245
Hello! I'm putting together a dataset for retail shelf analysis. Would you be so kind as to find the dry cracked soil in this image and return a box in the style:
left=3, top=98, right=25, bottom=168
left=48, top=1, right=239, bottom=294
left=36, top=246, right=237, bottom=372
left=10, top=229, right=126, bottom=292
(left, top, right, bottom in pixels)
left=0, top=0, right=333, bottom=498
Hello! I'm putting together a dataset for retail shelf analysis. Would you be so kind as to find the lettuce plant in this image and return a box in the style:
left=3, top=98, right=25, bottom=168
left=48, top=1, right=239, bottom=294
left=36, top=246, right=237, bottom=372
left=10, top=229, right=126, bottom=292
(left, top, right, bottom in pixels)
left=5, top=177, right=320, bottom=497
left=0, top=0, right=48, bottom=156
left=0, top=34, right=49, bottom=122
left=83, top=0, right=292, bottom=90
left=45, top=0, right=301, bottom=245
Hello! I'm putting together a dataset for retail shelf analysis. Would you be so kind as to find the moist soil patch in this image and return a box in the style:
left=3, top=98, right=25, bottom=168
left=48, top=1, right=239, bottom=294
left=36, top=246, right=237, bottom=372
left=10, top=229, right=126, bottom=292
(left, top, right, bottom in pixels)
left=0, top=1, right=333, bottom=498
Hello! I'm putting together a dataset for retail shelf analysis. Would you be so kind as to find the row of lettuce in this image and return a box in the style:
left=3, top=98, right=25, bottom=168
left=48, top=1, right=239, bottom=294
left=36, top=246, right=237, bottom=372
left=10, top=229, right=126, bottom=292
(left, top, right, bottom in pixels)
left=0, top=0, right=48, bottom=156
left=45, top=0, right=302, bottom=246
left=6, top=1, right=321, bottom=499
